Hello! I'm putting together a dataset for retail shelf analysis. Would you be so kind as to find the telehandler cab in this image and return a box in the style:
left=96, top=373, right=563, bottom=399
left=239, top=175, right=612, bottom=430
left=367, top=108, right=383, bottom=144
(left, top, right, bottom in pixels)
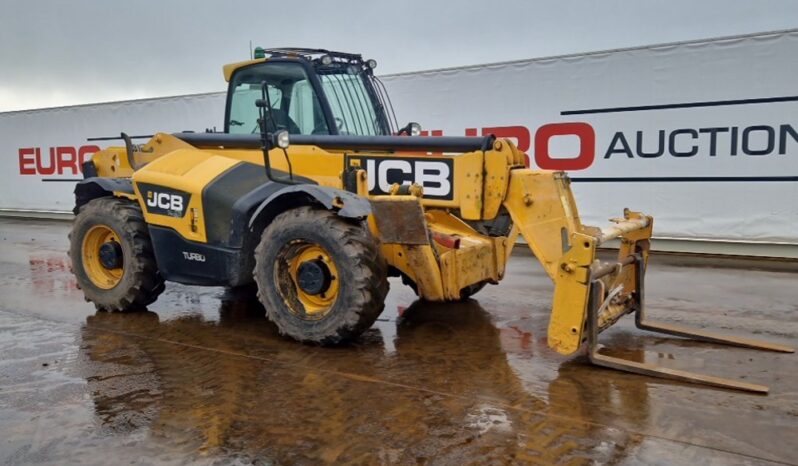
left=70, top=48, right=792, bottom=393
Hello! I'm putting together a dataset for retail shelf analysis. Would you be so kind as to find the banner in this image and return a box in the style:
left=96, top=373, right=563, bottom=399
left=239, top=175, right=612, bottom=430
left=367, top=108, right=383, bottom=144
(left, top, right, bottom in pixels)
left=0, top=93, right=225, bottom=212
left=381, top=30, right=798, bottom=244
left=1, top=30, right=795, bottom=244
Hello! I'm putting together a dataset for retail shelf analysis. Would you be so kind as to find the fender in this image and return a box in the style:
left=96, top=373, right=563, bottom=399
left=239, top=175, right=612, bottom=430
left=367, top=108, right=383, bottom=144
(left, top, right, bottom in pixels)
left=248, top=184, right=372, bottom=230
left=73, top=177, right=135, bottom=213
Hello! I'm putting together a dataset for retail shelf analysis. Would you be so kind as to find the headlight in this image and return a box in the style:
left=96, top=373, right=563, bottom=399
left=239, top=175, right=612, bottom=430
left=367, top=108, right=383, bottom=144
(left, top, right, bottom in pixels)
left=398, top=122, right=422, bottom=136
left=274, top=130, right=290, bottom=149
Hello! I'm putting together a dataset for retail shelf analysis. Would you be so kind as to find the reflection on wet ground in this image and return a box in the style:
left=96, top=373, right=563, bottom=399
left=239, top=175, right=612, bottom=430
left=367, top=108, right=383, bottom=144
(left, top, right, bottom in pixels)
left=1, top=218, right=797, bottom=465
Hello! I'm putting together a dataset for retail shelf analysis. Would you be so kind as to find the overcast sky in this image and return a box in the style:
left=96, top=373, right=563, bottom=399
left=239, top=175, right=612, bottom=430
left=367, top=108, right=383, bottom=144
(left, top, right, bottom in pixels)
left=1, top=0, right=796, bottom=112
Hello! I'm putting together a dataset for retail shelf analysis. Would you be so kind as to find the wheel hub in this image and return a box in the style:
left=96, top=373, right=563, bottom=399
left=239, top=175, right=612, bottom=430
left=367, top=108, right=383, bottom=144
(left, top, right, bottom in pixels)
left=280, top=243, right=340, bottom=318
left=81, top=224, right=123, bottom=289
left=98, top=241, right=123, bottom=269
left=297, top=259, right=332, bottom=295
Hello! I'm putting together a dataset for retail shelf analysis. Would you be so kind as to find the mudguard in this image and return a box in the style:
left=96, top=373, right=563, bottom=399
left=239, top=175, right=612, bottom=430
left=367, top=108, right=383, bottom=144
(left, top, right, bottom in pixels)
left=73, top=177, right=135, bottom=214
left=248, top=184, right=372, bottom=229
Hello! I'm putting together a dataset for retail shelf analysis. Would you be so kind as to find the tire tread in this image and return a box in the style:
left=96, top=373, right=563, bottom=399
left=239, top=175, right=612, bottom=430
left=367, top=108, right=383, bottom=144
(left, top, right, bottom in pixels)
left=69, top=197, right=164, bottom=311
left=253, top=207, right=388, bottom=344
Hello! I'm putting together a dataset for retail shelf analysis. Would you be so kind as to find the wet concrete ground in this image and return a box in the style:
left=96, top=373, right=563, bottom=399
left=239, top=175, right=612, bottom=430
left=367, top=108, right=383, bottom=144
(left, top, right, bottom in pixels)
left=0, top=217, right=796, bottom=465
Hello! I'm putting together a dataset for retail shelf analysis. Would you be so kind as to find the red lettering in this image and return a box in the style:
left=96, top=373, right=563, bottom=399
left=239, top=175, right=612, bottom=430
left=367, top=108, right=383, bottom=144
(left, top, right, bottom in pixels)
left=534, top=122, right=595, bottom=171
left=35, top=148, right=57, bottom=175
left=56, top=146, right=78, bottom=175
left=419, top=130, right=443, bottom=137
left=19, top=145, right=100, bottom=176
left=18, top=148, right=37, bottom=175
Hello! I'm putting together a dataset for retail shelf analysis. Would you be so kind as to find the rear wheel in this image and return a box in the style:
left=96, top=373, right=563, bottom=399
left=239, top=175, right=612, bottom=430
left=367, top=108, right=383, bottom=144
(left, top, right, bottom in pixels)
left=253, top=207, right=388, bottom=345
left=69, top=198, right=164, bottom=311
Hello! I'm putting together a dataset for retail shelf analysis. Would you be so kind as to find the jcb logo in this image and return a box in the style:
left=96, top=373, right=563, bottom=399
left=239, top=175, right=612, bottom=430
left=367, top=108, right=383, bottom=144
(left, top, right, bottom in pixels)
left=348, top=156, right=454, bottom=200
left=147, top=192, right=183, bottom=211
left=138, top=183, right=190, bottom=218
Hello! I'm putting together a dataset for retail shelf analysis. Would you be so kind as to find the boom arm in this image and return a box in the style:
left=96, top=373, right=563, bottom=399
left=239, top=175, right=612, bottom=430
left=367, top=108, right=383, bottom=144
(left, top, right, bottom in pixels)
left=501, top=169, right=652, bottom=355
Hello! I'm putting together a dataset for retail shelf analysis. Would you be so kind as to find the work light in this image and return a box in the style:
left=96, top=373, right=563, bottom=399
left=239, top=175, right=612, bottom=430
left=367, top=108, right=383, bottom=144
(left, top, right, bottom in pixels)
left=275, top=130, right=290, bottom=149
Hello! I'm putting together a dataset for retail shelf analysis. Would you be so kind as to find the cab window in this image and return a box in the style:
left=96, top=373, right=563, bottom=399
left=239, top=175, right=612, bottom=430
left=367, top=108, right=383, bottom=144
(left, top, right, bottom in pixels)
left=227, top=62, right=330, bottom=135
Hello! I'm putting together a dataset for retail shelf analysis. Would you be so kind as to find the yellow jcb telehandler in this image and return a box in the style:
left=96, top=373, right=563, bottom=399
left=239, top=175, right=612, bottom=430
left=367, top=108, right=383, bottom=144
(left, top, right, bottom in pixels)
left=69, top=48, right=792, bottom=393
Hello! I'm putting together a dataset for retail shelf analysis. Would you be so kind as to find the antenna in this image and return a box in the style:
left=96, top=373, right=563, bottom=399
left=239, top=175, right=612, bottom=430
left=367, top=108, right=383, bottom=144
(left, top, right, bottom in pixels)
left=249, top=40, right=253, bottom=59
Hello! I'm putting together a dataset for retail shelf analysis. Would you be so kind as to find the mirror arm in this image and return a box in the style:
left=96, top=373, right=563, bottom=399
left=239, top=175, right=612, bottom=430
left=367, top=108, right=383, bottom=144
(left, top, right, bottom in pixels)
left=256, top=82, right=299, bottom=185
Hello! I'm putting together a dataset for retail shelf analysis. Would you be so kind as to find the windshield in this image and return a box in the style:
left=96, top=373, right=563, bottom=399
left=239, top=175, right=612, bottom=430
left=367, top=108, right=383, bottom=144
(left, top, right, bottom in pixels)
left=318, top=71, right=388, bottom=136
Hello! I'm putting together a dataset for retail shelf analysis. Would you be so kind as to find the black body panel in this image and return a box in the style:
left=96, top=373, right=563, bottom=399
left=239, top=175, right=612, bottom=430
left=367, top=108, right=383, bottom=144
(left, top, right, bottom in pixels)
left=74, top=177, right=135, bottom=213
left=81, top=160, right=98, bottom=178
left=202, top=162, right=275, bottom=246
left=248, top=184, right=371, bottom=230
left=148, top=225, right=250, bottom=287
left=174, top=132, right=496, bottom=153
left=137, top=183, right=191, bottom=218
left=202, top=162, right=316, bottom=247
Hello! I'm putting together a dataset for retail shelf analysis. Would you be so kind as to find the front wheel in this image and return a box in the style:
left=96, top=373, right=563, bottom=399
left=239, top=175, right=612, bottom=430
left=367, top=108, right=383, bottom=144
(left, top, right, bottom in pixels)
left=69, top=198, right=164, bottom=311
left=253, top=207, right=389, bottom=345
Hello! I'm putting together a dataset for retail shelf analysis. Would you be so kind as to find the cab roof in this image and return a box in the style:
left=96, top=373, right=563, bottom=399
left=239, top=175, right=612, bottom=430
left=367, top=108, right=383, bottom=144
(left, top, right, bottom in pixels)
left=222, top=48, right=366, bottom=82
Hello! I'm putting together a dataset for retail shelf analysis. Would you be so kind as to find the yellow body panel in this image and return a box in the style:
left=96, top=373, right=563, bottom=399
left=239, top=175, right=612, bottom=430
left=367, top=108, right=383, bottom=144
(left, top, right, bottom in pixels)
left=425, top=209, right=506, bottom=299
left=215, top=146, right=344, bottom=188
left=502, top=170, right=583, bottom=278
left=92, top=147, right=133, bottom=178
left=547, top=232, right=596, bottom=354
left=132, top=149, right=240, bottom=242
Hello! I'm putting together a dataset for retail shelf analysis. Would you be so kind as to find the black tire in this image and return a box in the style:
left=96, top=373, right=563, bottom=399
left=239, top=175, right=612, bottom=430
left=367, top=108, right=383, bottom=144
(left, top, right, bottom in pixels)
left=69, top=197, right=165, bottom=311
left=253, top=206, right=389, bottom=345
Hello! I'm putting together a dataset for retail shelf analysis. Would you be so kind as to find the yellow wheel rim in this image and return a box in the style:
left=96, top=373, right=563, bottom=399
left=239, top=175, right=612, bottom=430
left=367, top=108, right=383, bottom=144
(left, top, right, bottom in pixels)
left=281, top=242, right=339, bottom=318
left=81, top=224, right=123, bottom=289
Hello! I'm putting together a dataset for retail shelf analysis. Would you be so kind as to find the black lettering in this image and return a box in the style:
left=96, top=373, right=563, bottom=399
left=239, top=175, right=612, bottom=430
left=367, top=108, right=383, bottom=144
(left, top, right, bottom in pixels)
left=604, top=132, right=633, bottom=158
left=742, top=125, right=774, bottom=156
left=779, top=124, right=798, bottom=155
left=698, top=127, right=729, bottom=156
left=668, top=129, right=698, bottom=157
left=635, top=130, right=664, bottom=158
left=730, top=127, right=738, bottom=155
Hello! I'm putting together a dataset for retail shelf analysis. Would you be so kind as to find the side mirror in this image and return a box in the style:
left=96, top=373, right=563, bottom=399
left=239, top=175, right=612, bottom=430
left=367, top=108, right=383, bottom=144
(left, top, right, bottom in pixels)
left=398, top=122, right=422, bottom=136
